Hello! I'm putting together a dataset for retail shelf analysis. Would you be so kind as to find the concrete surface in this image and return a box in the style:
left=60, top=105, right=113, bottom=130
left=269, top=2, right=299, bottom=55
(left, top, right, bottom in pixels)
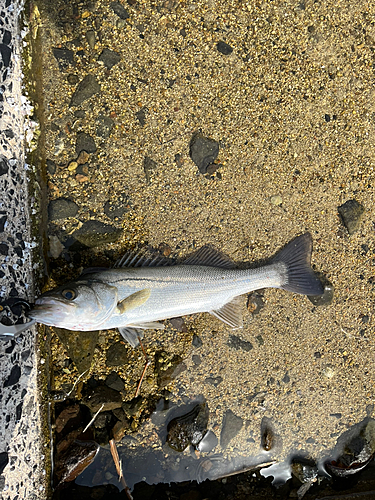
left=0, top=0, right=46, bottom=498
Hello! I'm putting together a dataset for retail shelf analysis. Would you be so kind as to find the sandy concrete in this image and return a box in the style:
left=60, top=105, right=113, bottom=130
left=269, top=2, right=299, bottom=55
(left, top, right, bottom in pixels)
left=31, top=0, right=375, bottom=492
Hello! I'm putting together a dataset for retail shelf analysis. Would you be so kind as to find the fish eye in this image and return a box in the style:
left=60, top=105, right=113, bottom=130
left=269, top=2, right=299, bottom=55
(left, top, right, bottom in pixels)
left=62, top=289, right=76, bottom=300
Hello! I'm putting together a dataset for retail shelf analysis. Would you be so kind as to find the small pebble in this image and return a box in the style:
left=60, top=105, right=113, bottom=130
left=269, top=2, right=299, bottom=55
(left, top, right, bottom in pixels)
left=98, top=48, right=121, bottom=70
left=77, top=150, right=90, bottom=164
left=220, top=409, right=243, bottom=449
left=111, top=2, right=130, bottom=19
left=270, top=195, right=282, bottom=206
left=338, top=199, right=365, bottom=235
left=67, top=161, right=78, bottom=172
left=70, top=74, right=101, bottom=107
left=48, top=198, right=79, bottom=221
left=85, top=30, right=96, bottom=49
left=216, top=41, right=233, bottom=55
left=189, top=131, right=219, bottom=174
left=75, top=174, right=89, bottom=183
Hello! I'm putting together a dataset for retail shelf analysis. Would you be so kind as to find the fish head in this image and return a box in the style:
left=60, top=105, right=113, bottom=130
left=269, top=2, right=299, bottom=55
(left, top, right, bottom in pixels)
left=28, top=279, right=118, bottom=330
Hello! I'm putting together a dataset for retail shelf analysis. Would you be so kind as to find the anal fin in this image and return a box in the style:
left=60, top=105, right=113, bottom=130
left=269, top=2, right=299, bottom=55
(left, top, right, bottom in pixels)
left=118, top=322, right=165, bottom=349
left=118, top=327, right=144, bottom=348
left=209, top=296, right=243, bottom=329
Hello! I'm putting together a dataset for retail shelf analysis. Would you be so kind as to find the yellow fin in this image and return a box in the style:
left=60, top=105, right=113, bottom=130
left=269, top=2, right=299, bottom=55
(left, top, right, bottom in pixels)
left=116, top=289, right=151, bottom=314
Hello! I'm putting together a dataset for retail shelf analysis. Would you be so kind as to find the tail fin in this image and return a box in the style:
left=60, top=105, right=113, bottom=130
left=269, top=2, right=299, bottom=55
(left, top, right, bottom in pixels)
left=272, top=233, right=324, bottom=296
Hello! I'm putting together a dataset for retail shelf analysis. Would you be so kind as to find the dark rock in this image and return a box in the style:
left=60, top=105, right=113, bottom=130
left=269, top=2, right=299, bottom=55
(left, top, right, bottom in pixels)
left=0, top=157, right=9, bottom=176
left=169, top=317, right=187, bottom=332
left=282, top=372, right=290, bottom=383
left=76, top=164, right=89, bottom=176
left=105, top=371, right=125, bottom=392
left=0, top=243, right=9, bottom=255
left=0, top=44, right=11, bottom=67
left=256, top=334, right=264, bottom=346
left=111, top=2, right=130, bottom=19
left=84, top=384, right=123, bottom=413
left=112, top=407, right=128, bottom=422
left=3, top=364, right=21, bottom=387
left=112, top=414, right=131, bottom=441
left=4, top=129, right=14, bottom=138
left=217, top=41, right=233, bottom=55
left=70, top=74, right=101, bottom=107
left=67, top=74, right=79, bottom=85
left=338, top=199, right=365, bottom=235
left=48, top=198, right=79, bottom=221
left=0, top=452, right=8, bottom=475
left=174, top=153, right=183, bottom=167
left=155, top=351, right=186, bottom=388
left=189, top=131, right=219, bottom=174
left=54, top=440, right=99, bottom=486
left=98, top=48, right=121, bottom=69
left=85, top=30, right=96, bottom=49
left=55, top=404, right=82, bottom=435
left=167, top=403, right=209, bottom=452
left=136, top=107, right=147, bottom=126
left=0, top=215, right=6, bottom=232
left=92, top=411, right=117, bottom=445
left=47, top=159, right=57, bottom=174
left=74, top=109, right=86, bottom=118
left=324, top=417, right=375, bottom=477
left=144, top=156, right=157, bottom=184
left=205, top=163, right=221, bottom=175
left=75, top=132, right=96, bottom=155
left=122, top=396, right=143, bottom=418
left=53, top=48, right=74, bottom=70
left=247, top=291, right=265, bottom=315
left=104, top=194, right=131, bottom=220
left=192, top=355, right=201, bottom=366
left=106, top=341, right=129, bottom=367
left=96, top=114, right=114, bottom=138
left=204, top=375, right=223, bottom=387
left=192, top=334, right=203, bottom=348
left=227, top=334, right=253, bottom=352
left=308, top=273, right=334, bottom=306
left=72, top=220, right=122, bottom=247
left=2, top=30, right=11, bottom=45
left=220, top=409, right=243, bottom=449
left=93, top=411, right=113, bottom=429
left=54, top=328, right=99, bottom=373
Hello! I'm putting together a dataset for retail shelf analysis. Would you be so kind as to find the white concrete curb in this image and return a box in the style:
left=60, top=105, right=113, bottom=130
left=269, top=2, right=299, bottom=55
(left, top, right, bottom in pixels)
left=0, top=0, right=45, bottom=498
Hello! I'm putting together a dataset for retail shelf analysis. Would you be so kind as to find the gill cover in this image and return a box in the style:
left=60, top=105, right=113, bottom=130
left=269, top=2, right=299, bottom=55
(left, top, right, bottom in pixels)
left=76, top=280, right=119, bottom=326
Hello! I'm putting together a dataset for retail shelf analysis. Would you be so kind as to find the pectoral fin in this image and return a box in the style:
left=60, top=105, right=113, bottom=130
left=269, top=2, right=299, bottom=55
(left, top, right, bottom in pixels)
left=116, top=288, right=151, bottom=314
left=209, top=296, right=243, bottom=329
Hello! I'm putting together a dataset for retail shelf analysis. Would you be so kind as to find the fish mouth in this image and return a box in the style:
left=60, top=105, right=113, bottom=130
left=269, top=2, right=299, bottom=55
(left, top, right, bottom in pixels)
left=28, top=298, right=76, bottom=325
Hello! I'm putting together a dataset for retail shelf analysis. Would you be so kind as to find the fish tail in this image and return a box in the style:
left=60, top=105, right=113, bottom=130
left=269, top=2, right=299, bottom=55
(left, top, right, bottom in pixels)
left=272, top=233, right=324, bottom=296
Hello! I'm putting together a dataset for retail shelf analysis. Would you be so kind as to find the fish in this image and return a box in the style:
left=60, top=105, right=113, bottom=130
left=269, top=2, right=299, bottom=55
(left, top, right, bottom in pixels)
left=28, top=233, right=323, bottom=348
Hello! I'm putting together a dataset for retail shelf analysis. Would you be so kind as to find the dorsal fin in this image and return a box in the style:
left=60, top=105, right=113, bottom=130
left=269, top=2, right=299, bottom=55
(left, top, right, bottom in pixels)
left=114, top=249, right=174, bottom=268
left=183, top=245, right=236, bottom=269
